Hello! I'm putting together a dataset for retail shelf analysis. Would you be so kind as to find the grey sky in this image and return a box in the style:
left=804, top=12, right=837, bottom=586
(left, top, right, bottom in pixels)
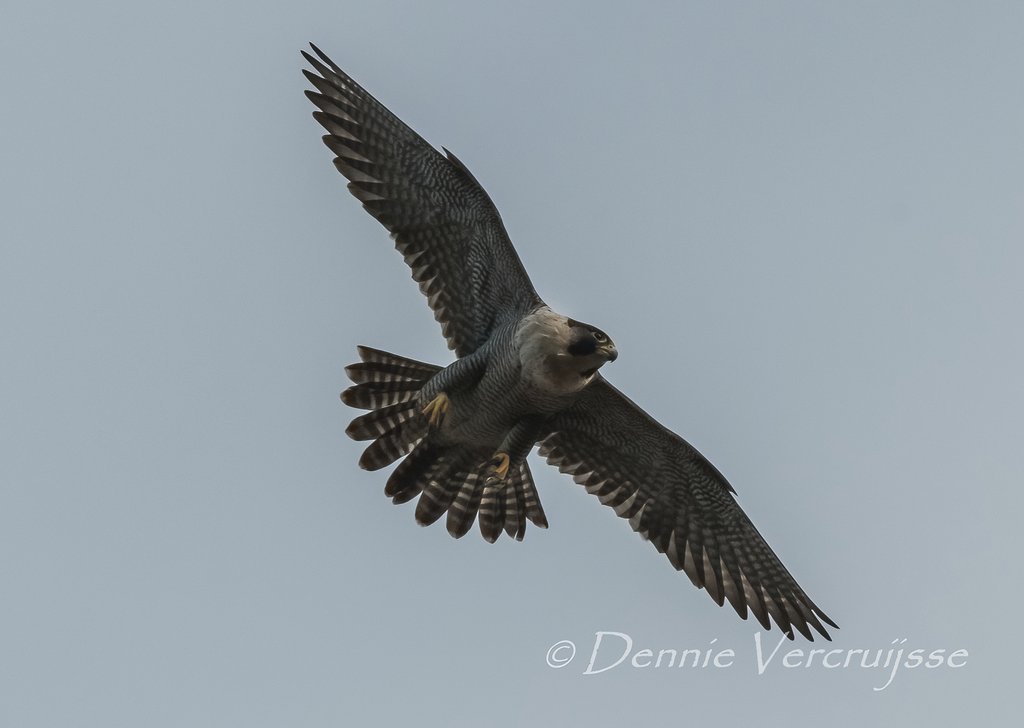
left=2, top=1, right=1021, bottom=725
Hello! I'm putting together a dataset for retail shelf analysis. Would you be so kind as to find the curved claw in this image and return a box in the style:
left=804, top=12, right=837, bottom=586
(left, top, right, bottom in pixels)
left=421, top=393, right=450, bottom=429
left=483, top=451, right=511, bottom=487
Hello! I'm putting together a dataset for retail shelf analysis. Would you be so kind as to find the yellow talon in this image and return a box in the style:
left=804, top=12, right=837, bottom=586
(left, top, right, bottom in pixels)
left=489, top=452, right=510, bottom=481
left=421, top=392, right=450, bottom=428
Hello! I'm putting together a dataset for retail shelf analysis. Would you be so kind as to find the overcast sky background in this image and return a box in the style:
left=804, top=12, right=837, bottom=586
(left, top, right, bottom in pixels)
left=2, top=1, right=1022, bottom=725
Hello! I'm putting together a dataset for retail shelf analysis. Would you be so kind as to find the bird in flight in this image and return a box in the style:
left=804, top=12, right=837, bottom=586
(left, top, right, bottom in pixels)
left=303, top=44, right=837, bottom=641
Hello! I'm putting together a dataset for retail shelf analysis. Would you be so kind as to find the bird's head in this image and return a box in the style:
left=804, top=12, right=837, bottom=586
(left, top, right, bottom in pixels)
left=516, top=307, right=618, bottom=392
left=565, top=318, right=617, bottom=380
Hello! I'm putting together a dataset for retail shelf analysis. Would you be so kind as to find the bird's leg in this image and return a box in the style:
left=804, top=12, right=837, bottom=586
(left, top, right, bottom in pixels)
left=486, top=452, right=511, bottom=481
left=417, top=349, right=488, bottom=431
left=484, top=416, right=547, bottom=487
left=421, top=393, right=450, bottom=428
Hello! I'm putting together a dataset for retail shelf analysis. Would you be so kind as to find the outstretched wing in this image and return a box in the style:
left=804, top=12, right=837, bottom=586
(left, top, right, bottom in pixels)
left=303, top=45, right=543, bottom=357
left=539, top=378, right=837, bottom=641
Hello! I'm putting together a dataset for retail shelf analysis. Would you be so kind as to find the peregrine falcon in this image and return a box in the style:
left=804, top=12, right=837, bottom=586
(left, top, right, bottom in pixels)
left=303, top=44, right=837, bottom=641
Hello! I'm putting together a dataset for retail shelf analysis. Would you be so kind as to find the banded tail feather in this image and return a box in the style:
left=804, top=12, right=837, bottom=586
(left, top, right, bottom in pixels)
left=342, top=346, right=547, bottom=542
left=482, top=461, right=548, bottom=541
left=396, top=444, right=546, bottom=542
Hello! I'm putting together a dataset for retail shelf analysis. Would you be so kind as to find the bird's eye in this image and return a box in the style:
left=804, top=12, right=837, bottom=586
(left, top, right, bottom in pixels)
left=593, top=331, right=607, bottom=343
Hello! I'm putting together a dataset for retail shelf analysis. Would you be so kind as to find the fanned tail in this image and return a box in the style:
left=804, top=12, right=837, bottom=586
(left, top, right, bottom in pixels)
left=342, top=345, right=547, bottom=542
left=482, top=460, right=547, bottom=541
left=389, top=444, right=547, bottom=542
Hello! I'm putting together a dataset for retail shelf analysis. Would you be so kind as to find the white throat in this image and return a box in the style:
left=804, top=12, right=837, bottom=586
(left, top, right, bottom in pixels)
left=515, top=307, right=594, bottom=394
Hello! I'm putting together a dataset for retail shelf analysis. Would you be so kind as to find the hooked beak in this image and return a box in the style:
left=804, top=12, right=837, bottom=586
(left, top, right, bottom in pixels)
left=601, top=344, right=618, bottom=363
